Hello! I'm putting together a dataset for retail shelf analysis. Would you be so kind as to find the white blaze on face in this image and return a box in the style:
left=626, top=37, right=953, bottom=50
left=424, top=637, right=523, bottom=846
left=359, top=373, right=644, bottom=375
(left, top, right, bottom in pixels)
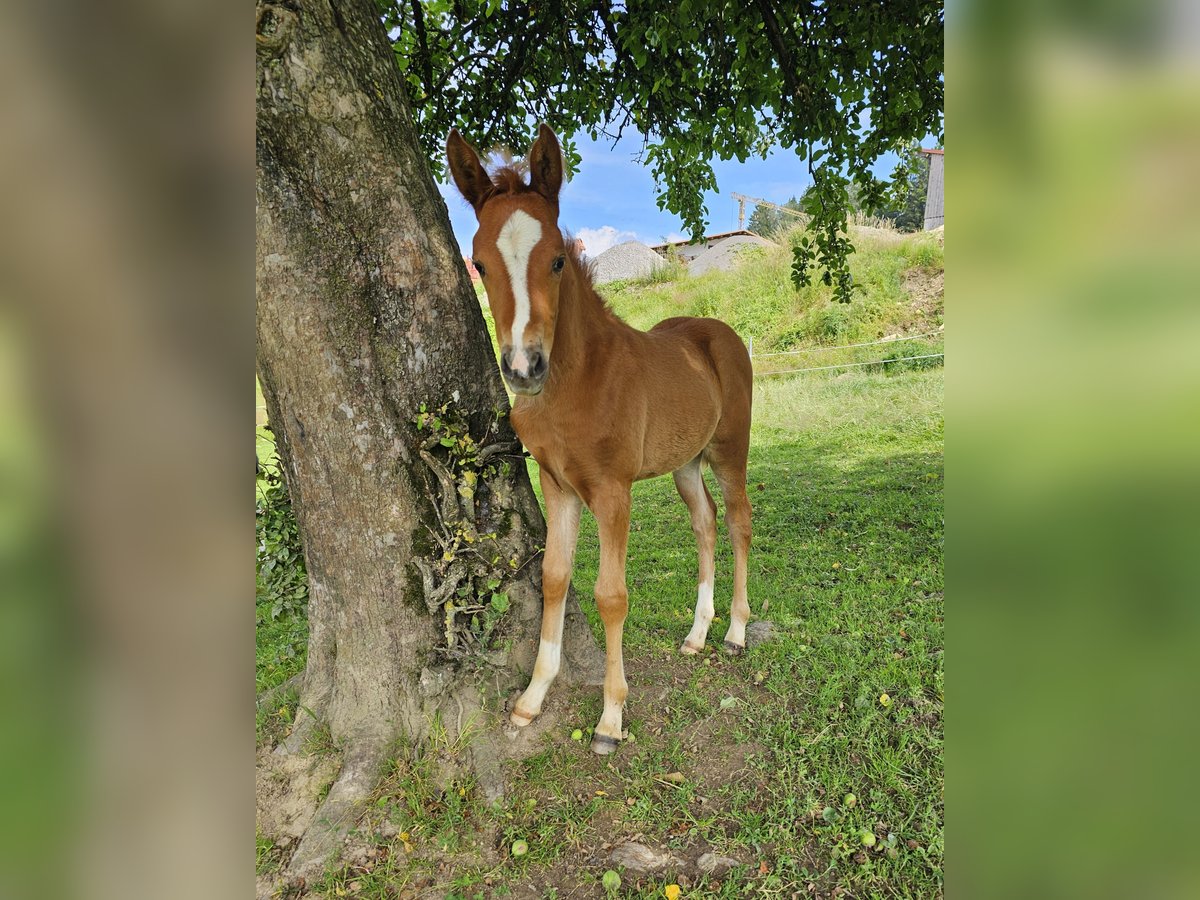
left=496, top=209, right=542, bottom=373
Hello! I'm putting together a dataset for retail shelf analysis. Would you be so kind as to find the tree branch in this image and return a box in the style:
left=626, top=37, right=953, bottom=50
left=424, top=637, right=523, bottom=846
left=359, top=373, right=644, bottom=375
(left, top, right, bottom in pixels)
left=753, top=0, right=803, bottom=105
left=408, top=0, right=435, bottom=102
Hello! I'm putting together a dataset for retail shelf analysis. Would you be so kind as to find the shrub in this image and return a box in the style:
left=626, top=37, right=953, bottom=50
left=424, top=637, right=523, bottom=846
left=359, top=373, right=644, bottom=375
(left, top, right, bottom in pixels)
left=256, top=450, right=309, bottom=691
left=877, top=340, right=945, bottom=375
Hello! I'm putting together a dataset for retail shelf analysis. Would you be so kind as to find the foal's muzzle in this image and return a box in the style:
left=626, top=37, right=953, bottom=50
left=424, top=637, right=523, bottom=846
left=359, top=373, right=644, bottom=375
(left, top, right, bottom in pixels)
left=501, top=346, right=548, bottom=395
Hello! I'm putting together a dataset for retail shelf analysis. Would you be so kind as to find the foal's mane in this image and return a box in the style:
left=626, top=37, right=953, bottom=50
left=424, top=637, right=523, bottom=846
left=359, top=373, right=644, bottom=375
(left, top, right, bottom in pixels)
left=562, top=232, right=626, bottom=324
left=488, top=164, right=532, bottom=196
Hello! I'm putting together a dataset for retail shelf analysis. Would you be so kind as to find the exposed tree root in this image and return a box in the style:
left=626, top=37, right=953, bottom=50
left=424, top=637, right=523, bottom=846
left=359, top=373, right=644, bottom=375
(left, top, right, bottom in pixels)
left=282, top=736, right=388, bottom=885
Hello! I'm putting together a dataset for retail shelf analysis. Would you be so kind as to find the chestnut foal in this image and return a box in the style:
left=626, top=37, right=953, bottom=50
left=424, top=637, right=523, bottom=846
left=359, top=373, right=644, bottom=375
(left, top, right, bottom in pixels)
left=447, top=125, right=753, bottom=754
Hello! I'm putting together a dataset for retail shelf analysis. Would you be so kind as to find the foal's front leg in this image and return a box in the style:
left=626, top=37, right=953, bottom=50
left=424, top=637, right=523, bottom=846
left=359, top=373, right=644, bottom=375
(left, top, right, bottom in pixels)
left=511, top=475, right=582, bottom=727
left=589, top=484, right=632, bottom=755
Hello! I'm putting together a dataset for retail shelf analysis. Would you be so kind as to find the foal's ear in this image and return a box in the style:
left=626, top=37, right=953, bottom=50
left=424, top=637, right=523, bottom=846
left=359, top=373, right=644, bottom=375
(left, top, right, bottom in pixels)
left=528, top=124, right=563, bottom=205
left=446, top=130, right=495, bottom=214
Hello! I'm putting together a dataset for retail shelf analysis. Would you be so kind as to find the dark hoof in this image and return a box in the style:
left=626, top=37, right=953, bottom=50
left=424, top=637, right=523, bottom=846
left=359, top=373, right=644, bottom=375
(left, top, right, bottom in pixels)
left=590, top=733, right=621, bottom=755
left=723, top=640, right=745, bottom=656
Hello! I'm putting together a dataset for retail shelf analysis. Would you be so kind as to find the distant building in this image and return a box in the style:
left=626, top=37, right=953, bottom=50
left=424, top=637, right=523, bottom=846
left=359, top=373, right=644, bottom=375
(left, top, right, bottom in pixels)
left=921, top=149, right=944, bottom=230
left=648, top=229, right=772, bottom=262
left=463, top=255, right=481, bottom=281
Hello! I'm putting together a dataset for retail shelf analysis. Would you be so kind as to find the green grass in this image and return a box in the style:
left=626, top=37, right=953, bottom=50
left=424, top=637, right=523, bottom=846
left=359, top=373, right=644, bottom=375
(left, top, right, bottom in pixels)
left=257, top=828, right=284, bottom=877
left=256, top=683, right=299, bottom=747
left=259, top=231, right=943, bottom=896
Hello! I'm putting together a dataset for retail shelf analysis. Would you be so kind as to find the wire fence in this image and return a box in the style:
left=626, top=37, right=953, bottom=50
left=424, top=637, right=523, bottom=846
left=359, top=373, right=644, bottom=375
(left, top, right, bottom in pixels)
left=257, top=331, right=946, bottom=423
left=751, top=330, right=944, bottom=359
left=754, top=353, right=944, bottom=377
left=750, top=330, right=944, bottom=378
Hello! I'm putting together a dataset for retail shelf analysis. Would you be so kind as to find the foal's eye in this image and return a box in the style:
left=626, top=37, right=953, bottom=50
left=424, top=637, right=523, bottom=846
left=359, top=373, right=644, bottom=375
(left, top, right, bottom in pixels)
left=551, top=256, right=566, bottom=273
left=472, top=260, right=486, bottom=277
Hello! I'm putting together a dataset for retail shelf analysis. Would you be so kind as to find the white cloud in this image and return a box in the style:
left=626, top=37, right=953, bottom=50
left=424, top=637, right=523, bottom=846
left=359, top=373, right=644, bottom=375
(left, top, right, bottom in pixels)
left=576, top=225, right=639, bottom=256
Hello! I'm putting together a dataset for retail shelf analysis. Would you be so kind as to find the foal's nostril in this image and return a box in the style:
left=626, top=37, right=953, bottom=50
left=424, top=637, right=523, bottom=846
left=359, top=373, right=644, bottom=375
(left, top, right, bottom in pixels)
left=528, top=350, right=546, bottom=379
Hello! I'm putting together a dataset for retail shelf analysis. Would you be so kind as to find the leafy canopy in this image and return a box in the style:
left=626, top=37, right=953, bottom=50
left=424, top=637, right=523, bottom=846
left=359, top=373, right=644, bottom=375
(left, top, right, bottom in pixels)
left=383, top=0, right=943, bottom=301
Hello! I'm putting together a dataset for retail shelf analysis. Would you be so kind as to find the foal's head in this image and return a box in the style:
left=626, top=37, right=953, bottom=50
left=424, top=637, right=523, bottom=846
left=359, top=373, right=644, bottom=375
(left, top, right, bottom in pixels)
left=447, top=125, right=567, bottom=396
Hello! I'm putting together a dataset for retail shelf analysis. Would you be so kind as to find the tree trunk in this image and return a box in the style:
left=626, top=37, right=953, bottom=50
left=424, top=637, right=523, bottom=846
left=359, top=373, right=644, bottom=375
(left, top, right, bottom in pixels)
left=255, top=0, right=600, bottom=880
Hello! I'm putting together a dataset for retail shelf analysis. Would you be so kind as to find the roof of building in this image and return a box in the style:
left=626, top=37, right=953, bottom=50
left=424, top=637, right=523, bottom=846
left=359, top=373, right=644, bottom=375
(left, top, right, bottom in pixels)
left=920, top=148, right=944, bottom=155
left=649, top=229, right=763, bottom=251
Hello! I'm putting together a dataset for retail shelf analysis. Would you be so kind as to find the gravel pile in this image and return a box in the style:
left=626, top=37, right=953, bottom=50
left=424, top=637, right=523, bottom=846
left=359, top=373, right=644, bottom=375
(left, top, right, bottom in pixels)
left=591, top=240, right=667, bottom=284
left=688, top=233, right=776, bottom=276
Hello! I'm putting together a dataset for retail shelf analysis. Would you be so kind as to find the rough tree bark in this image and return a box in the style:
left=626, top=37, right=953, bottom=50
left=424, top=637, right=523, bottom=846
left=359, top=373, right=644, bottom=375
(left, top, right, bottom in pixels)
left=255, top=0, right=601, bottom=880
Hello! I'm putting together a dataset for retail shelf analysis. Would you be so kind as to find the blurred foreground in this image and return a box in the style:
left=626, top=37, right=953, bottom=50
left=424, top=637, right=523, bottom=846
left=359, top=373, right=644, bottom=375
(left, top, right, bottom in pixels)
left=1, top=1, right=1198, bottom=898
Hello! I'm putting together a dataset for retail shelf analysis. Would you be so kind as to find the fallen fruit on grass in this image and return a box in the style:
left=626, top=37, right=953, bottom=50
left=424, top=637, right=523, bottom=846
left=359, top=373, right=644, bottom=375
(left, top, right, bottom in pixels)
left=879, top=693, right=892, bottom=708
left=844, top=793, right=857, bottom=808
left=511, top=839, right=528, bottom=857
left=664, top=885, right=681, bottom=900
left=886, top=847, right=899, bottom=860
left=602, top=870, right=621, bottom=891
left=571, top=729, right=584, bottom=741
left=860, top=829, right=877, bottom=847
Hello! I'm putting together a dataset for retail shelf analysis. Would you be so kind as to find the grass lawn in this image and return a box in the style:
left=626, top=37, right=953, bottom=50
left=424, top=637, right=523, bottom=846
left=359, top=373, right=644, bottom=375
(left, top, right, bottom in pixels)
left=290, top=369, right=944, bottom=899
left=258, top=229, right=944, bottom=897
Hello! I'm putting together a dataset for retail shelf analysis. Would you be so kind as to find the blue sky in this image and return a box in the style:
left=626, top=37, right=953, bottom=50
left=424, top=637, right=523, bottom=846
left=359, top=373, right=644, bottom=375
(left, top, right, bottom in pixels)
left=438, top=130, right=910, bottom=257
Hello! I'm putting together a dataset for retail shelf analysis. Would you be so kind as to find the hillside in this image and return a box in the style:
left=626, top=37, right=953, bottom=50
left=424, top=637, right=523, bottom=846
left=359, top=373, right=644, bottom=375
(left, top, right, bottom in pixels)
left=601, top=225, right=944, bottom=371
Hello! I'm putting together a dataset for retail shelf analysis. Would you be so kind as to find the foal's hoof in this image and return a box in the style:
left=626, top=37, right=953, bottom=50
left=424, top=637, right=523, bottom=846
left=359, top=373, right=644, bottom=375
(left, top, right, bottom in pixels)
left=679, top=640, right=704, bottom=656
left=722, top=640, right=745, bottom=657
left=590, top=733, right=621, bottom=755
left=510, top=706, right=536, bottom=728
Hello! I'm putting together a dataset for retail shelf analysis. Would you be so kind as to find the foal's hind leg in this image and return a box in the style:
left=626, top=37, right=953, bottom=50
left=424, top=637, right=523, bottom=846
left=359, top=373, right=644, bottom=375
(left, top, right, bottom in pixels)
left=673, top=457, right=718, bottom=654
left=710, top=456, right=753, bottom=654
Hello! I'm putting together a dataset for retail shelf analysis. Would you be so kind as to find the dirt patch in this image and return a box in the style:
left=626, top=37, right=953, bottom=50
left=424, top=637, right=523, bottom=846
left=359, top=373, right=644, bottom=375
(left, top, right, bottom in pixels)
left=256, top=745, right=342, bottom=897
left=494, top=649, right=774, bottom=894
left=257, top=746, right=342, bottom=843
left=903, top=266, right=945, bottom=327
